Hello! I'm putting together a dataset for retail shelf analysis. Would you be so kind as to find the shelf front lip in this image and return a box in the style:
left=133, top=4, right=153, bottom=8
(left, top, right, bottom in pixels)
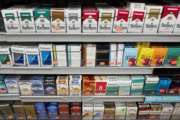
left=145, top=96, right=180, bottom=103
left=0, top=67, right=153, bottom=74
left=20, top=96, right=82, bottom=102
left=0, top=33, right=180, bottom=42
left=0, top=94, right=20, bottom=100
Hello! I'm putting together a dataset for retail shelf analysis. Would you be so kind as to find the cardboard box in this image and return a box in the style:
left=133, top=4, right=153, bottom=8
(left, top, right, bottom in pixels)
left=106, top=76, right=120, bottom=96
left=118, top=76, right=131, bottom=96
left=25, top=47, right=40, bottom=67
left=109, top=44, right=117, bottom=66
left=82, top=8, right=98, bottom=32
left=113, top=8, right=129, bottom=32
left=131, top=75, right=144, bottom=95
left=128, top=3, right=145, bottom=33
left=0, top=46, right=12, bottom=67
left=93, top=103, right=104, bottom=120
left=0, top=75, right=7, bottom=94
left=19, top=76, right=32, bottom=96
left=104, top=102, right=115, bottom=120
left=23, top=103, right=37, bottom=120
left=68, top=44, right=81, bottom=67
left=11, top=46, right=26, bottom=66
left=95, top=76, right=107, bottom=96
left=126, top=103, right=138, bottom=120
left=98, top=7, right=114, bottom=32
left=83, top=75, right=95, bottom=96
left=69, top=75, right=81, bottom=96
left=51, top=8, right=66, bottom=32
left=174, top=7, right=180, bottom=32
left=115, top=102, right=126, bottom=120
left=143, top=6, right=162, bottom=33
left=54, top=45, right=67, bottom=67
left=31, top=75, right=44, bottom=96
left=34, top=8, right=51, bottom=32
left=117, top=44, right=124, bottom=66
left=65, top=5, right=81, bottom=33
left=44, top=76, right=56, bottom=95
left=4, top=75, right=20, bottom=94
left=82, top=103, right=93, bottom=120
left=1, top=8, right=20, bottom=32
left=18, top=8, right=35, bottom=32
left=159, top=6, right=179, bottom=33
left=83, top=44, right=96, bottom=67
left=56, top=76, right=69, bottom=96
left=39, top=44, right=53, bottom=66
left=123, top=46, right=137, bottom=67
left=160, top=103, right=174, bottom=120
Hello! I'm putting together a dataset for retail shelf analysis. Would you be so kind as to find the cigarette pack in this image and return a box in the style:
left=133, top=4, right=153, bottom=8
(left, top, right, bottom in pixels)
left=0, top=75, right=7, bottom=94
left=115, top=102, right=126, bottom=120
left=123, top=46, right=137, bottom=67
left=23, top=103, right=37, bottom=120
left=69, top=75, right=81, bottom=96
left=109, top=44, right=117, bottom=66
left=117, top=44, right=124, bottom=66
left=143, top=6, right=162, bottom=33
left=68, top=44, right=81, bottom=67
left=98, top=7, right=114, bottom=32
left=0, top=46, right=12, bottom=67
left=47, top=103, right=59, bottom=120
left=58, top=103, right=70, bottom=120
left=44, top=76, right=56, bottom=95
left=93, top=103, right=104, bottom=120
left=83, top=75, right=95, bottom=96
left=159, top=6, right=179, bottom=33
left=95, top=76, right=107, bottom=96
left=126, top=103, right=138, bottom=120
left=118, top=76, right=131, bottom=96
left=82, top=103, right=93, bottom=120
left=156, top=77, right=172, bottom=95
left=83, top=44, right=96, bottom=67
left=149, top=104, right=162, bottom=119
left=0, top=11, right=5, bottom=32
left=54, top=45, right=67, bottom=67
left=13, top=104, right=26, bottom=120
left=113, top=8, right=129, bottom=32
left=170, top=103, right=180, bottom=120
left=25, top=47, right=40, bottom=67
left=1, top=8, right=20, bottom=32
left=34, top=8, right=51, bottom=32
left=11, top=46, right=26, bottom=66
left=65, top=5, right=81, bottom=33
left=35, top=102, right=48, bottom=119
left=137, top=103, right=150, bottom=119
left=0, top=104, right=14, bottom=120
left=56, top=76, right=69, bottom=96
left=70, top=102, right=81, bottom=120
left=131, top=75, right=144, bottom=95
left=31, top=75, right=44, bottom=96
left=39, top=44, right=53, bottom=66
left=51, top=8, right=66, bottom=32
left=4, top=75, right=20, bottom=94
left=160, top=103, right=174, bottom=120
left=18, top=8, right=35, bottom=32
left=82, top=8, right=98, bottom=32
left=174, top=7, right=180, bottom=32
left=19, top=76, right=32, bottom=96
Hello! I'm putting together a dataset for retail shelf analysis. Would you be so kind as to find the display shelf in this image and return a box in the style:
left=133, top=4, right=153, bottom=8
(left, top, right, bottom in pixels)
left=0, top=33, right=180, bottom=42
left=20, top=96, right=82, bottom=102
left=0, top=94, right=20, bottom=100
left=0, top=67, right=154, bottom=74
left=82, top=96, right=145, bottom=102
left=145, top=96, right=180, bottom=103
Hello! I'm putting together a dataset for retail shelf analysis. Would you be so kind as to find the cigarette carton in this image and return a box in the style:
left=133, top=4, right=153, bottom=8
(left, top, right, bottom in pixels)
left=11, top=46, right=26, bottom=66
left=44, top=76, right=56, bottom=95
left=18, top=8, right=35, bottom=32
left=56, top=76, right=69, bottom=96
left=68, top=44, right=81, bottom=67
left=98, top=7, right=114, bottom=32
left=25, top=47, right=40, bottom=67
left=159, top=6, right=179, bottom=33
left=69, top=75, right=81, bottom=96
left=113, top=8, right=129, bottom=32
left=118, top=76, right=131, bottom=96
left=128, top=3, right=145, bottom=33
left=65, top=5, right=81, bottom=33
left=39, top=44, right=53, bottom=66
left=117, top=44, right=124, bottom=66
left=4, top=75, right=20, bottom=94
left=109, top=44, right=117, bottom=66
left=143, top=6, right=162, bottom=33
left=115, top=102, right=126, bottom=120
left=51, top=8, right=66, bottom=32
left=83, top=75, right=95, bottom=96
left=82, top=8, right=98, bottom=32
left=174, top=7, right=180, bottom=32
left=95, top=76, right=107, bottom=96
left=54, top=45, right=67, bottom=67
left=131, top=75, right=144, bottom=95
left=31, top=75, right=44, bottom=96
left=34, top=8, right=51, bottom=32
left=126, top=103, right=137, bottom=120
left=82, top=103, right=93, bottom=120
left=83, top=44, right=96, bottom=67
left=19, top=76, right=32, bottom=96
left=93, top=103, right=104, bottom=120
left=0, top=46, right=12, bottom=67
left=1, top=8, right=20, bottom=32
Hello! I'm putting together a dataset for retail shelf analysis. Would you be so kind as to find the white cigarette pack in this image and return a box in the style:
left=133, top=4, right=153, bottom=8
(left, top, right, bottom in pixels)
left=109, top=44, right=117, bottom=66
left=116, top=44, right=124, bottom=66
left=93, top=103, right=104, bottom=120
left=54, top=45, right=67, bottom=67
left=82, top=103, right=94, bottom=120
left=174, top=7, right=180, bottom=33
left=115, top=102, right=126, bottom=120
left=84, top=44, right=96, bottom=67
left=69, top=75, right=81, bottom=96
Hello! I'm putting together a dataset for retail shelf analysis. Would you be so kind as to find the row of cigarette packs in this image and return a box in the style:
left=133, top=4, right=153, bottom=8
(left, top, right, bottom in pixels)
left=1, top=102, right=180, bottom=120
left=1, top=75, right=180, bottom=96
left=1, top=3, right=180, bottom=33
left=1, top=43, right=180, bottom=67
